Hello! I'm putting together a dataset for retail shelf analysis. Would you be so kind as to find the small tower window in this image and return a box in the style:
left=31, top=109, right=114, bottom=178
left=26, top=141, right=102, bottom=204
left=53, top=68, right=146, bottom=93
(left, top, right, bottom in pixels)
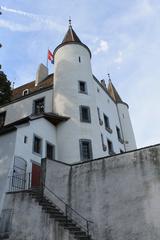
left=24, top=136, right=27, bottom=144
left=33, top=97, right=45, bottom=114
left=116, top=126, right=123, bottom=143
left=97, top=107, right=103, bottom=125
left=103, top=114, right=112, bottom=133
left=78, top=81, right=87, bottom=94
left=79, top=105, right=91, bottom=123
left=107, top=139, right=114, bottom=155
left=101, top=133, right=106, bottom=151
left=33, top=135, right=42, bottom=155
left=46, top=142, right=55, bottom=160
left=79, top=56, right=81, bottom=63
left=79, top=139, right=93, bottom=161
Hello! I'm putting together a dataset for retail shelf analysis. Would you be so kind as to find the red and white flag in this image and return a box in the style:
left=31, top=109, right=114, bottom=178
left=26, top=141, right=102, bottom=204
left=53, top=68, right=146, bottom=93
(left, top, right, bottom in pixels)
left=48, top=50, right=54, bottom=64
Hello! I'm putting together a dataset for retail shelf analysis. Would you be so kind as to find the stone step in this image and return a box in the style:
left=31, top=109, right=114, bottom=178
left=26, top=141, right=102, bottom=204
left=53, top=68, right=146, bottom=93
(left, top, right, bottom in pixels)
left=46, top=209, right=62, bottom=214
left=29, top=191, right=93, bottom=240
left=76, top=237, right=91, bottom=240
left=39, top=202, right=53, bottom=207
left=50, top=215, right=67, bottom=220
left=49, top=213, right=66, bottom=218
left=35, top=198, right=52, bottom=204
left=54, top=218, right=73, bottom=223
left=65, top=227, right=81, bottom=231
left=42, top=206, right=58, bottom=211
left=74, top=231, right=87, bottom=236
left=61, top=222, right=77, bottom=228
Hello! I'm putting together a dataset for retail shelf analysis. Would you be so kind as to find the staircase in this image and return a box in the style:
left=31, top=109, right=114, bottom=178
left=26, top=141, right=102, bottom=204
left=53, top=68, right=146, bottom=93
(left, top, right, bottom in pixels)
left=30, top=187, right=93, bottom=240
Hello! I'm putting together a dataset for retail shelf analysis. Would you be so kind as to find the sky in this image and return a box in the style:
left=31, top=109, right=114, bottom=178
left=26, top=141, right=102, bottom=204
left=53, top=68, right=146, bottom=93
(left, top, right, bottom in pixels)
left=0, top=0, right=160, bottom=148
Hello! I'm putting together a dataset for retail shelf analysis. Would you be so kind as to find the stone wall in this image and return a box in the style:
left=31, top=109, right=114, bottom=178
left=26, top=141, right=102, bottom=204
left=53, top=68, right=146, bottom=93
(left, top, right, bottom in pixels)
left=45, top=144, right=160, bottom=240
left=1, top=192, right=75, bottom=240
left=0, top=131, right=16, bottom=212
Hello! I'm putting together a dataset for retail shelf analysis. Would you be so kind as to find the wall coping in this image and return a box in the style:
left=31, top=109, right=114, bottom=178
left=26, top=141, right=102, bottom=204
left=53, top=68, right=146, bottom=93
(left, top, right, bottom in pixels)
left=43, top=142, right=160, bottom=167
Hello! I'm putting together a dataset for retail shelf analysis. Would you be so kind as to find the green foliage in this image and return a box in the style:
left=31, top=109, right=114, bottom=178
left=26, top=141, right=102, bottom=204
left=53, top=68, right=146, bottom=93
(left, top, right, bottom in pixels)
left=0, top=71, right=12, bottom=106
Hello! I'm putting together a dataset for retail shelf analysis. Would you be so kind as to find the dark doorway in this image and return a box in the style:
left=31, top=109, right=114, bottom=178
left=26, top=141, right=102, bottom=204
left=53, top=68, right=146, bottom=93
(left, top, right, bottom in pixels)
left=31, top=163, right=41, bottom=188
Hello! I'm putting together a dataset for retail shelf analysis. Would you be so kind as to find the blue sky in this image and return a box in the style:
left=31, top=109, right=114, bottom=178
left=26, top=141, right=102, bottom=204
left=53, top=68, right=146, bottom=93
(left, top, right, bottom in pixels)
left=1, top=0, right=160, bottom=148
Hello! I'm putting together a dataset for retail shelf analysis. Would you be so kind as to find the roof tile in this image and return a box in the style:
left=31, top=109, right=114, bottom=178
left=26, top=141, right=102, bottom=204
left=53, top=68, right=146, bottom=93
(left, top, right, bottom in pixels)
left=11, top=74, right=53, bottom=101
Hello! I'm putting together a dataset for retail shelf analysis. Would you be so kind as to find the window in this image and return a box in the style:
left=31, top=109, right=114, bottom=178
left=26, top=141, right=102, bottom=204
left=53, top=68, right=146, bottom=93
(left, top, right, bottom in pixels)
left=107, top=139, right=114, bottom=155
left=0, top=111, right=6, bottom=128
left=24, top=136, right=27, bottom=144
left=101, top=133, right=106, bottom=151
left=79, top=56, right=81, bottom=63
left=46, top=142, right=55, bottom=160
left=116, top=126, right=123, bottom=143
left=79, top=139, right=92, bottom=161
left=78, top=81, right=87, bottom=94
left=103, top=114, right=112, bottom=133
left=97, top=107, right=103, bottom=125
left=33, top=135, right=42, bottom=155
left=33, top=98, right=45, bottom=114
left=80, top=106, right=91, bottom=123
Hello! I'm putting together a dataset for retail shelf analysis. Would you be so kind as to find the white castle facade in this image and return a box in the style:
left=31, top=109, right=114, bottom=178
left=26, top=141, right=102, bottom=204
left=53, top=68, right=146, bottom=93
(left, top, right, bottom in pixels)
left=0, top=22, right=136, bottom=175
left=1, top=22, right=160, bottom=240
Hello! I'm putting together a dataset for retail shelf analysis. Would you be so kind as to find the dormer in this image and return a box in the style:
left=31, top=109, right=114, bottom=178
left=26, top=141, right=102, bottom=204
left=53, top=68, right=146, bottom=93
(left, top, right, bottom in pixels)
left=22, top=89, right=30, bottom=96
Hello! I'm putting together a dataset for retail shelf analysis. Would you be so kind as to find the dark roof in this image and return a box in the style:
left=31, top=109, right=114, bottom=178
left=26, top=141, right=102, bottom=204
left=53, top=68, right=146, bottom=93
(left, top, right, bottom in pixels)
left=11, top=74, right=53, bottom=101
left=54, top=25, right=91, bottom=58
left=107, top=80, right=123, bottom=103
left=93, top=75, right=128, bottom=107
left=0, top=112, right=69, bottom=136
left=30, top=112, right=69, bottom=126
left=62, top=26, right=81, bottom=43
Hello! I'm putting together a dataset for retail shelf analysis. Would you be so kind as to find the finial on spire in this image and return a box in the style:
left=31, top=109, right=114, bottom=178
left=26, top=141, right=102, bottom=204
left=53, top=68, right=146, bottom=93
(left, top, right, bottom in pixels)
left=69, top=16, right=72, bottom=28
left=108, top=73, right=111, bottom=82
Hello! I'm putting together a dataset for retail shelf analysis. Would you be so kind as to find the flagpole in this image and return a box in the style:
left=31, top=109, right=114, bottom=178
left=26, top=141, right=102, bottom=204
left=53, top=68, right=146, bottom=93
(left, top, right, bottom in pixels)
left=46, top=48, right=49, bottom=69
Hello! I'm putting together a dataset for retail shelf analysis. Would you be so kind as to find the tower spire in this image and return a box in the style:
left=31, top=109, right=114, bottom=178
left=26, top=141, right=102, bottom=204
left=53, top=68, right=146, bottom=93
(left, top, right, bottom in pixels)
left=108, top=73, right=111, bottom=82
left=69, top=16, right=72, bottom=28
left=107, top=74, right=123, bottom=103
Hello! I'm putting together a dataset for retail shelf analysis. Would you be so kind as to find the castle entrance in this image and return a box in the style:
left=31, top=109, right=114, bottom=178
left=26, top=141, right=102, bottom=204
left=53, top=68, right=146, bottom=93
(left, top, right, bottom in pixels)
left=31, top=163, right=41, bottom=188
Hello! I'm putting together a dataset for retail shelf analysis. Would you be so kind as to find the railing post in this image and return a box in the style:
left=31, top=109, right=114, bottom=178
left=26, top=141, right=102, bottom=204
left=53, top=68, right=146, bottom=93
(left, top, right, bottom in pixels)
left=28, top=173, right=31, bottom=189
left=65, top=204, right=68, bottom=224
left=87, top=221, right=89, bottom=236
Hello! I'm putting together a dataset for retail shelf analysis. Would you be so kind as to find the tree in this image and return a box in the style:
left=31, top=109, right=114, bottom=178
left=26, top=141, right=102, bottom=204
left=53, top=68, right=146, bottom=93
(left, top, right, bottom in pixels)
left=0, top=71, right=12, bottom=106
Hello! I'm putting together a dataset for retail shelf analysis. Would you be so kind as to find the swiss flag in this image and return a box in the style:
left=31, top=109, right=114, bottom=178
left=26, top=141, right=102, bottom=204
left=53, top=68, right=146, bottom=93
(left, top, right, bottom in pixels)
left=48, top=50, right=54, bottom=64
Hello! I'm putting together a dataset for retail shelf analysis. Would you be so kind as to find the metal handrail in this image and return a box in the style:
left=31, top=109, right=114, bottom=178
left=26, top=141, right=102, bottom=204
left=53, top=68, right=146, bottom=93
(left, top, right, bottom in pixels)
left=44, top=184, right=93, bottom=236
left=8, top=172, right=34, bottom=191
left=7, top=172, right=93, bottom=236
left=45, top=185, right=93, bottom=223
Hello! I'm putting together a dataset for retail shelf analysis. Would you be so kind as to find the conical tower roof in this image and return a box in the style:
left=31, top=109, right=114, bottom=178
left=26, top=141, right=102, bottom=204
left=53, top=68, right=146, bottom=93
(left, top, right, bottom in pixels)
left=108, top=80, right=123, bottom=103
left=54, top=19, right=91, bottom=58
left=62, top=25, right=81, bottom=43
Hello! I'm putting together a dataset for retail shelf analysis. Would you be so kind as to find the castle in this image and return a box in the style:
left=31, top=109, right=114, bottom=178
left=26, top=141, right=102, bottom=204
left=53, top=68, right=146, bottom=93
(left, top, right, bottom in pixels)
left=0, top=22, right=143, bottom=240
left=0, top=21, right=136, bottom=169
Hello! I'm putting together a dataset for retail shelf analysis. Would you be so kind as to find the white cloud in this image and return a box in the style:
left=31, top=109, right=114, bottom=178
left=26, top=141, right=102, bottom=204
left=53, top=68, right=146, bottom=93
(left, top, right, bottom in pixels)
left=114, top=51, right=123, bottom=64
left=94, top=40, right=109, bottom=55
left=0, top=19, right=39, bottom=32
left=1, top=6, right=65, bottom=33
left=138, top=0, right=154, bottom=17
left=118, top=0, right=154, bottom=26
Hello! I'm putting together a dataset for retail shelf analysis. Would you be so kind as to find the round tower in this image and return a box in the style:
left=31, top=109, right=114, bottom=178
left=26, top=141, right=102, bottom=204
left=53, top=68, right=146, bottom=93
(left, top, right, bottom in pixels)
left=53, top=21, right=92, bottom=115
left=108, top=79, right=136, bottom=151
left=53, top=21, right=99, bottom=163
left=117, top=103, right=136, bottom=151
